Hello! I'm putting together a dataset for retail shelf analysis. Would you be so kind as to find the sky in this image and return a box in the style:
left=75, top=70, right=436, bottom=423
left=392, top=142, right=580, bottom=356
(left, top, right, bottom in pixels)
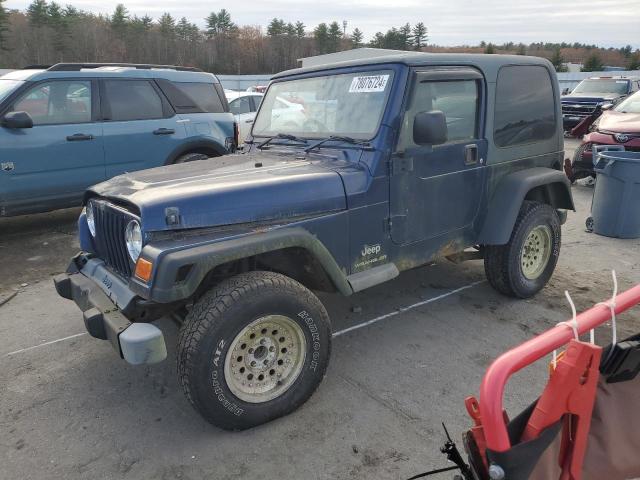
left=5, top=0, right=640, bottom=48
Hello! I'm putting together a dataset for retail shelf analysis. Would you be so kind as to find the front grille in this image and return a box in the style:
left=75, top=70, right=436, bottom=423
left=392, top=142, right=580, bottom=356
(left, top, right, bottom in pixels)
left=92, top=201, right=135, bottom=278
left=562, top=102, right=598, bottom=116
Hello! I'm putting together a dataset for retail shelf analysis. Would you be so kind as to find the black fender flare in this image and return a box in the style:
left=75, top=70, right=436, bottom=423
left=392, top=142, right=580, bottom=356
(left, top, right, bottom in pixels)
left=131, top=227, right=353, bottom=303
left=164, top=139, right=228, bottom=165
left=478, top=167, right=575, bottom=245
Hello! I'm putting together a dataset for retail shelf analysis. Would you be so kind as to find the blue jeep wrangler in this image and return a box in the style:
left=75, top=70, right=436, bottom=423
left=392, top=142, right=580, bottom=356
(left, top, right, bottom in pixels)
left=55, top=53, right=573, bottom=430
left=0, top=63, right=236, bottom=217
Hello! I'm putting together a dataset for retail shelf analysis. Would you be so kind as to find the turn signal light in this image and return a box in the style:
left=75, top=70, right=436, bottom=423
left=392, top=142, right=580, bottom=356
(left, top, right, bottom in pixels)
left=135, top=258, right=153, bottom=282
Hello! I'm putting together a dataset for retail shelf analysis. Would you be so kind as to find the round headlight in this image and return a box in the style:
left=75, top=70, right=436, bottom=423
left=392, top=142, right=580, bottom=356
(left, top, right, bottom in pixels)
left=125, top=220, right=143, bottom=262
left=86, top=201, right=96, bottom=237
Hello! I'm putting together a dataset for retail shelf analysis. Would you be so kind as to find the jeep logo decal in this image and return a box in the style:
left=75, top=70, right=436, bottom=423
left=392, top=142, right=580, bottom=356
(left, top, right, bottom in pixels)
left=361, top=244, right=381, bottom=257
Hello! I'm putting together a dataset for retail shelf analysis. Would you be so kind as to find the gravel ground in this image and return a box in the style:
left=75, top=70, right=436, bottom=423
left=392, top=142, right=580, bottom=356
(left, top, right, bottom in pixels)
left=1, top=138, right=639, bottom=479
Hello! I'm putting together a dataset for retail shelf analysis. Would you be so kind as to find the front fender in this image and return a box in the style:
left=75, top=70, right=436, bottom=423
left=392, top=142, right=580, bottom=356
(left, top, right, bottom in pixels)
left=130, top=227, right=352, bottom=303
left=478, top=168, right=574, bottom=245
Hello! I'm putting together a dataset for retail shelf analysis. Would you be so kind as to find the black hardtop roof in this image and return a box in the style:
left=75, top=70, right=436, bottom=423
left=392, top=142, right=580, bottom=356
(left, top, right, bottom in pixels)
left=272, top=52, right=554, bottom=82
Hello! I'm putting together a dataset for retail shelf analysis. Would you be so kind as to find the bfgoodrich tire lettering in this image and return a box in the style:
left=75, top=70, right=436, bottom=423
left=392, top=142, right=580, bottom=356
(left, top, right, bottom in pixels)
left=176, top=271, right=331, bottom=430
left=484, top=201, right=561, bottom=299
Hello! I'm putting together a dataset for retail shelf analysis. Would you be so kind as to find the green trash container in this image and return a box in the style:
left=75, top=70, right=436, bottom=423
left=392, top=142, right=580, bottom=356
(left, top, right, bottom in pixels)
left=591, top=151, right=640, bottom=239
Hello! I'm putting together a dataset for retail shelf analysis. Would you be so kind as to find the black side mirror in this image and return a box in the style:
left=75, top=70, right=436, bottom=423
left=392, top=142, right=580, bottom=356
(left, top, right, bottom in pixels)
left=562, top=87, right=570, bottom=95
left=413, top=110, right=447, bottom=146
left=2, top=111, right=34, bottom=129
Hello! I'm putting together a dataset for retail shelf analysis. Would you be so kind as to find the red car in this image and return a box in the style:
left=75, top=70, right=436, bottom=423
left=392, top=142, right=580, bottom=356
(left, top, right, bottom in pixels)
left=567, top=90, right=640, bottom=181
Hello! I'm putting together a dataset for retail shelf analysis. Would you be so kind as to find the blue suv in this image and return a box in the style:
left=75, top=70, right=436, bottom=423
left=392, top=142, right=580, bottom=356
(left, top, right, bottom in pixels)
left=0, top=63, right=236, bottom=217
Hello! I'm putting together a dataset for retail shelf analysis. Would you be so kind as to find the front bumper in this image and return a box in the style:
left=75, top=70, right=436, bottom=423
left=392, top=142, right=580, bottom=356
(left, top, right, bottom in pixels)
left=54, top=256, right=166, bottom=365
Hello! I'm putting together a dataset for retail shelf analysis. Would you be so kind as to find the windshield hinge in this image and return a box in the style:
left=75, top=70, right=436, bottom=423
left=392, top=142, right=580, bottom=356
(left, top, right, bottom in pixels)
left=389, top=154, right=413, bottom=176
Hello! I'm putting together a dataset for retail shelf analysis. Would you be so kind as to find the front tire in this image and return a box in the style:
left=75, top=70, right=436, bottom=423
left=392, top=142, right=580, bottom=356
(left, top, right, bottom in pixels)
left=484, top=201, right=561, bottom=298
left=177, top=271, right=331, bottom=430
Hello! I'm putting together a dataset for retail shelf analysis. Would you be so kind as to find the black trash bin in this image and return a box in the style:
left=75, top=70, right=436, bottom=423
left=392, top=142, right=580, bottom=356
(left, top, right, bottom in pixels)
left=591, top=151, right=640, bottom=239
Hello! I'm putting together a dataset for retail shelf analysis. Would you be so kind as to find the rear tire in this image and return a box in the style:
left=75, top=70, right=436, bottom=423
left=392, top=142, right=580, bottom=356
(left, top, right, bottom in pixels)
left=177, top=271, right=331, bottom=430
left=484, top=201, right=561, bottom=298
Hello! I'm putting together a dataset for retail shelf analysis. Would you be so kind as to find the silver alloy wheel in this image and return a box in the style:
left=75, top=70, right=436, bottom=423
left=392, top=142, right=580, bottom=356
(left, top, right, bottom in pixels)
left=224, top=315, right=306, bottom=403
left=520, top=225, right=552, bottom=280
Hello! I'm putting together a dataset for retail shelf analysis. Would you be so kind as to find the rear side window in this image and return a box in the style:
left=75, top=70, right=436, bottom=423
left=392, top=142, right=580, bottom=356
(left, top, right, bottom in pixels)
left=160, top=81, right=225, bottom=114
left=229, top=96, right=252, bottom=115
left=494, top=66, right=556, bottom=148
left=104, top=80, right=164, bottom=121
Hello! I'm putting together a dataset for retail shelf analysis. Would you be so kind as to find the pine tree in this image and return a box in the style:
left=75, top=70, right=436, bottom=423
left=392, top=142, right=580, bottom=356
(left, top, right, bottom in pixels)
left=313, top=22, right=329, bottom=54
left=267, top=18, right=284, bottom=37
left=351, top=28, right=363, bottom=48
left=581, top=52, right=604, bottom=72
left=369, top=32, right=385, bottom=48
left=412, top=22, right=427, bottom=50
left=620, top=45, right=632, bottom=58
left=0, top=0, right=8, bottom=51
left=205, top=11, right=218, bottom=38
left=215, top=9, right=236, bottom=35
left=27, top=0, right=49, bottom=27
left=399, top=23, right=412, bottom=50
left=110, top=4, right=129, bottom=37
left=295, top=21, right=305, bottom=38
left=516, top=43, right=526, bottom=55
left=176, top=17, right=192, bottom=41
left=551, top=47, right=567, bottom=72
left=47, top=1, right=68, bottom=52
left=327, top=21, right=342, bottom=53
left=484, top=43, right=495, bottom=54
left=627, top=53, right=640, bottom=71
left=158, top=12, right=175, bottom=37
left=205, top=9, right=236, bottom=37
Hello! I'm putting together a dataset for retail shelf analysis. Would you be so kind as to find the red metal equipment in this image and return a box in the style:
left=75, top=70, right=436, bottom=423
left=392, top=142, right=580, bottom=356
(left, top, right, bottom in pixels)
left=466, top=283, right=640, bottom=479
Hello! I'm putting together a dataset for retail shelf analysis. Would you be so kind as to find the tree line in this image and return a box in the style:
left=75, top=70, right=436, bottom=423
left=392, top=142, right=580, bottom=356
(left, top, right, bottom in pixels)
left=0, top=0, right=428, bottom=73
left=0, top=0, right=637, bottom=74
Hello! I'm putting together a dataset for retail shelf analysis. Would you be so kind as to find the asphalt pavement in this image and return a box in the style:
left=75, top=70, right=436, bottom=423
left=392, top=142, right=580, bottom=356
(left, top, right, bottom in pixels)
left=2, top=139, right=639, bottom=479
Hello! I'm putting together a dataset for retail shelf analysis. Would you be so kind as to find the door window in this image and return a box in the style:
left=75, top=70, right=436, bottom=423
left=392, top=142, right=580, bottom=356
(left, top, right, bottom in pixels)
left=103, top=80, right=164, bottom=121
left=398, top=79, right=479, bottom=151
left=229, top=96, right=252, bottom=115
left=13, top=80, right=92, bottom=125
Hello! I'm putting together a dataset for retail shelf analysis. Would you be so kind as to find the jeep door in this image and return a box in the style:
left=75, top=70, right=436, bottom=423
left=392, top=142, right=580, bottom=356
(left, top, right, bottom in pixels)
left=100, top=79, right=187, bottom=177
left=390, top=68, right=487, bottom=247
left=0, top=79, right=104, bottom=216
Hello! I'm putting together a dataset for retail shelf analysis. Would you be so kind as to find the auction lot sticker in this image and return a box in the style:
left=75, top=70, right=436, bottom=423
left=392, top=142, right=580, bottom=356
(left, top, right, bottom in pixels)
left=349, top=75, right=390, bottom=93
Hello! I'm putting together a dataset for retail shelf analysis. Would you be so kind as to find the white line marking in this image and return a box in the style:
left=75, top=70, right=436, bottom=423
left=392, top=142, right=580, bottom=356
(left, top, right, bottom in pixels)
left=5, top=332, right=87, bottom=357
left=332, top=280, right=486, bottom=337
left=5, top=280, right=485, bottom=355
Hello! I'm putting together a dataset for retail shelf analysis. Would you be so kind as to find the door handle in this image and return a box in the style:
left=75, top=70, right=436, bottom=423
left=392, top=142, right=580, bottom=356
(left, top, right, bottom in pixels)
left=245, top=119, right=254, bottom=124
left=153, top=128, right=175, bottom=135
left=464, top=144, right=479, bottom=165
left=66, top=133, right=93, bottom=141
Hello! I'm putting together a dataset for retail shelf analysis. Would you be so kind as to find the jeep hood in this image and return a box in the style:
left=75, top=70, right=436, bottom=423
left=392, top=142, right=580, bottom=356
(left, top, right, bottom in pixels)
left=597, top=110, right=640, bottom=134
left=89, top=154, right=347, bottom=231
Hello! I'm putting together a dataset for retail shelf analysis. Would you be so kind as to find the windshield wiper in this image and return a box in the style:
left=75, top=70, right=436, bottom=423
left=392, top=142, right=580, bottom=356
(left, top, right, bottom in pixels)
left=304, top=136, right=372, bottom=153
left=256, top=133, right=308, bottom=149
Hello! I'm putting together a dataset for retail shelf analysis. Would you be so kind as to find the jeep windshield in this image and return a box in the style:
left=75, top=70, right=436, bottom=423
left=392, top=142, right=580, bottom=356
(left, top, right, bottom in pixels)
left=571, top=79, right=629, bottom=95
left=252, top=70, right=394, bottom=140
left=0, top=79, right=22, bottom=103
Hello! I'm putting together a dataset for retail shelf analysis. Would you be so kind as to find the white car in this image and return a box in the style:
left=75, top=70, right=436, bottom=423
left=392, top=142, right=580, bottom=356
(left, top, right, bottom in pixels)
left=225, top=91, right=306, bottom=144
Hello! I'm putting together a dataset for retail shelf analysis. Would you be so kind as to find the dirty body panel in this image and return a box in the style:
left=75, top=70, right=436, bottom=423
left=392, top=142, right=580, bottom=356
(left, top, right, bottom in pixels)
left=58, top=52, right=573, bottom=360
